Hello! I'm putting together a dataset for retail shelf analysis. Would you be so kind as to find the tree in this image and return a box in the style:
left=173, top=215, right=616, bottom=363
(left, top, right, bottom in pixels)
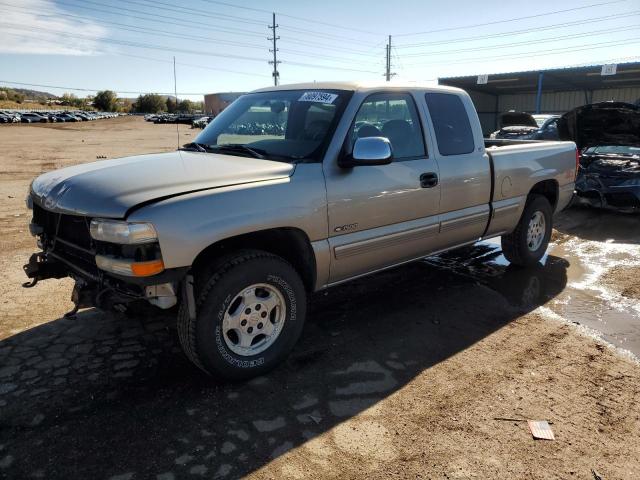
left=119, top=98, right=134, bottom=113
left=178, top=99, right=194, bottom=113
left=93, top=90, right=118, bottom=112
left=61, top=92, right=78, bottom=106
left=135, top=93, right=166, bottom=113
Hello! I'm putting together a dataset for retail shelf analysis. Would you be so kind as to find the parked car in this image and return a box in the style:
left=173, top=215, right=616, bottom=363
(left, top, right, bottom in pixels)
left=0, top=111, right=20, bottom=123
left=559, top=101, right=640, bottom=211
left=192, top=116, right=209, bottom=128
left=56, top=113, right=78, bottom=122
left=20, top=112, right=48, bottom=123
left=489, top=111, right=539, bottom=139
left=529, top=115, right=561, bottom=140
left=24, top=82, right=577, bottom=380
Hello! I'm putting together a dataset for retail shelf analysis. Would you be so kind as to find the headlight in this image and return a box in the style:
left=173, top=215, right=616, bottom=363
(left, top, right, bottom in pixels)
left=90, top=219, right=158, bottom=244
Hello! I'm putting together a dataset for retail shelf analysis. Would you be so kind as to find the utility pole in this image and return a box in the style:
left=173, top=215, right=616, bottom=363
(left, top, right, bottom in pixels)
left=385, top=35, right=395, bottom=82
left=268, top=13, right=280, bottom=86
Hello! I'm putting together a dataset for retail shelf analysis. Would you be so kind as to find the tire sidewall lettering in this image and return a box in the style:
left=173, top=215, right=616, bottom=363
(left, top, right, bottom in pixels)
left=213, top=274, right=296, bottom=369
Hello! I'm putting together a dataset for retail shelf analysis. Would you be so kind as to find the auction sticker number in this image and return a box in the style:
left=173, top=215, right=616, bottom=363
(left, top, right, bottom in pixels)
left=298, top=91, right=338, bottom=104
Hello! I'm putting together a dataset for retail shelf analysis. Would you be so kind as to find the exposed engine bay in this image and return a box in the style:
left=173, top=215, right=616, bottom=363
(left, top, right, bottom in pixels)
left=559, top=102, right=640, bottom=211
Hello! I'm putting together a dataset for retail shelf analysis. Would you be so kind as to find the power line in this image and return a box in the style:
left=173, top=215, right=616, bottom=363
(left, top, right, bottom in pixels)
left=277, top=25, right=380, bottom=46
left=394, top=0, right=628, bottom=36
left=0, top=4, right=382, bottom=67
left=0, top=3, right=267, bottom=50
left=2, top=27, right=381, bottom=74
left=117, top=53, right=271, bottom=78
left=113, top=0, right=266, bottom=26
left=0, top=25, right=268, bottom=62
left=56, top=0, right=266, bottom=38
left=399, top=25, right=639, bottom=58
left=0, top=80, right=208, bottom=96
left=194, top=0, right=381, bottom=36
left=7, top=0, right=383, bottom=59
left=395, top=10, right=640, bottom=48
left=402, top=36, right=640, bottom=67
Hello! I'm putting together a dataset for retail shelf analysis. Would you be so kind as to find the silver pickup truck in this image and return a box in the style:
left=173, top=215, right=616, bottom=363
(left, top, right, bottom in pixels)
left=24, top=82, right=577, bottom=379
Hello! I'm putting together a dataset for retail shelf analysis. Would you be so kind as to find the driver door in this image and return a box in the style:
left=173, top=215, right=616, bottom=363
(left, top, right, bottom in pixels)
left=324, top=91, right=441, bottom=284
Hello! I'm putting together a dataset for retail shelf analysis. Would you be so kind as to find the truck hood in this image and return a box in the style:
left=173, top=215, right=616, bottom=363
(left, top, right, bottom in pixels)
left=558, top=102, right=640, bottom=149
left=31, top=150, right=294, bottom=218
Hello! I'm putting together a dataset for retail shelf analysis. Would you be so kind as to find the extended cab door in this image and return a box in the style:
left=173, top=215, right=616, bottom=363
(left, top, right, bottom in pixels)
left=324, top=91, right=441, bottom=284
left=422, top=92, right=492, bottom=248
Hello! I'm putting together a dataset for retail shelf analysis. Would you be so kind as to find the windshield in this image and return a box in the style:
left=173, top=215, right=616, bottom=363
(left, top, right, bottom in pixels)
left=585, top=145, right=640, bottom=156
left=194, top=89, right=351, bottom=162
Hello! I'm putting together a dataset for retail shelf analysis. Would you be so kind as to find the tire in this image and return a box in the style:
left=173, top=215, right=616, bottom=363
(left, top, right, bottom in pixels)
left=501, top=194, right=553, bottom=267
left=177, top=250, right=307, bottom=380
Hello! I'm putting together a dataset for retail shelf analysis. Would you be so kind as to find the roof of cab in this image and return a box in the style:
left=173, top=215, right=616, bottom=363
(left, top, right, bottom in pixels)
left=251, top=81, right=465, bottom=95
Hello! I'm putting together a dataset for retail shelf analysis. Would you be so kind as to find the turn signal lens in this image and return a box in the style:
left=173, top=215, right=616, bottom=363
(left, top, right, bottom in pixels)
left=95, top=255, right=165, bottom=277
left=131, top=260, right=165, bottom=277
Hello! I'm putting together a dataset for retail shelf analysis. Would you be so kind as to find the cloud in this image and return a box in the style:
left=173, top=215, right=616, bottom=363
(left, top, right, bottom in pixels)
left=0, top=0, right=109, bottom=55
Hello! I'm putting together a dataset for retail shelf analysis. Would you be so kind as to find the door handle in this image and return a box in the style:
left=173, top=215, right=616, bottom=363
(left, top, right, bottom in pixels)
left=420, top=172, right=438, bottom=188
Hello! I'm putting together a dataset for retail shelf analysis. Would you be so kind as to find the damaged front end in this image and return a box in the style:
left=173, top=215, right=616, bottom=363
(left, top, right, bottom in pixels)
left=574, top=149, right=640, bottom=211
left=559, top=102, right=640, bottom=212
left=23, top=197, right=186, bottom=316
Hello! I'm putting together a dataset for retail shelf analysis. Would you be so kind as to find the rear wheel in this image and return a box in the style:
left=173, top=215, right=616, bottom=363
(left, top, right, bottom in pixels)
left=501, top=195, right=553, bottom=267
left=177, top=250, right=306, bottom=380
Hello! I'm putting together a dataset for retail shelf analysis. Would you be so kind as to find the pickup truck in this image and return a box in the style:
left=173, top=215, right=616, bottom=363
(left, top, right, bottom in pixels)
left=24, top=82, right=577, bottom=379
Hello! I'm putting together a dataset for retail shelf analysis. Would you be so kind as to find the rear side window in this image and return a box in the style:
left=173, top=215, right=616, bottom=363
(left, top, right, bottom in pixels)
left=425, top=93, right=475, bottom=156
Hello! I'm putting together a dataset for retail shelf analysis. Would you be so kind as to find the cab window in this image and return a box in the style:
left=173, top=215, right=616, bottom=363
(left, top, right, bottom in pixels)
left=350, top=93, right=426, bottom=160
left=425, top=93, right=475, bottom=156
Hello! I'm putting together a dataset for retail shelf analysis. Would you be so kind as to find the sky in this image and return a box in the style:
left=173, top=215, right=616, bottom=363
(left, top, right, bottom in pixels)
left=0, top=0, right=639, bottom=101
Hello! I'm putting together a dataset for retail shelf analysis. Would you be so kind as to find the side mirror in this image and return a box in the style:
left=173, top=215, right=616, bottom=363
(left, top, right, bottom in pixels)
left=340, top=137, right=393, bottom=168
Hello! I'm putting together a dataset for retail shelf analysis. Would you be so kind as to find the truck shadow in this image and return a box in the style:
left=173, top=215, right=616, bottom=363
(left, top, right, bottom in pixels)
left=0, top=245, right=568, bottom=479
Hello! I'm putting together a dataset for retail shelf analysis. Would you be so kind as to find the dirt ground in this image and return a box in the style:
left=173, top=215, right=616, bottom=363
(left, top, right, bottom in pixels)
left=0, top=118, right=639, bottom=480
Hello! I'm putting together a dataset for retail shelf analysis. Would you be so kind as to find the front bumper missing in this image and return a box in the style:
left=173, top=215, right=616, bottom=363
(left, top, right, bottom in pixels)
left=22, top=252, right=68, bottom=287
left=23, top=250, right=187, bottom=311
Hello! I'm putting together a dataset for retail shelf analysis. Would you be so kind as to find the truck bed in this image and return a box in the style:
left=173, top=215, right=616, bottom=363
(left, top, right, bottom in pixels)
left=483, top=139, right=577, bottom=238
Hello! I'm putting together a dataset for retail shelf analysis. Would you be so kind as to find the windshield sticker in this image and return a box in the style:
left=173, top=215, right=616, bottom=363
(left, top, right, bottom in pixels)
left=298, top=91, right=338, bottom=104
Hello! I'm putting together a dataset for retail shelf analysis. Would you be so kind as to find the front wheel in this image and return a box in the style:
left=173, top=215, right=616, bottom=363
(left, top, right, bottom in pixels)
left=177, top=250, right=307, bottom=380
left=501, top=195, right=553, bottom=267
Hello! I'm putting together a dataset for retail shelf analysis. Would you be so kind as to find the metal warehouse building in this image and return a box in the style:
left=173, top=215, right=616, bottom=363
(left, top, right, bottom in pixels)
left=203, top=92, right=245, bottom=116
left=439, top=61, right=640, bottom=135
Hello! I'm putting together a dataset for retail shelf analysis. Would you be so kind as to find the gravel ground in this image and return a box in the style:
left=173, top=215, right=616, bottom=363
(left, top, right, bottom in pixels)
left=0, top=118, right=639, bottom=480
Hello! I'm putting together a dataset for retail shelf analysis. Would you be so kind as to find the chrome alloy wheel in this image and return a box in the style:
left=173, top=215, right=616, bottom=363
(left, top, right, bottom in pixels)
left=526, top=211, right=546, bottom=252
left=222, top=283, right=286, bottom=356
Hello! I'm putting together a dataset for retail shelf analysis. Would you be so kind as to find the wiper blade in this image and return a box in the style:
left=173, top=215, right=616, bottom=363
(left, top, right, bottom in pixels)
left=179, top=142, right=208, bottom=152
left=210, top=144, right=266, bottom=159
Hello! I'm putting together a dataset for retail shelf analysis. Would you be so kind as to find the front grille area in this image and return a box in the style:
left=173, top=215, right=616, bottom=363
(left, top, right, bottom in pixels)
left=33, top=203, right=99, bottom=278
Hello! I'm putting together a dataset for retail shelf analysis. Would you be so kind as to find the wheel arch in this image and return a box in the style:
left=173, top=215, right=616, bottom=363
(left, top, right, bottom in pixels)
left=191, top=227, right=317, bottom=292
left=529, top=179, right=559, bottom=210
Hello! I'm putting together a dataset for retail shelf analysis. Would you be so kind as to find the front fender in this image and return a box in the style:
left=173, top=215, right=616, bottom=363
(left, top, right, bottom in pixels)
left=127, top=163, right=328, bottom=269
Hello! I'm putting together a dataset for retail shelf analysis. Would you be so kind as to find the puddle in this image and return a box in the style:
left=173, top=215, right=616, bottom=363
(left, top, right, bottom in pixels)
left=425, top=236, right=640, bottom=358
